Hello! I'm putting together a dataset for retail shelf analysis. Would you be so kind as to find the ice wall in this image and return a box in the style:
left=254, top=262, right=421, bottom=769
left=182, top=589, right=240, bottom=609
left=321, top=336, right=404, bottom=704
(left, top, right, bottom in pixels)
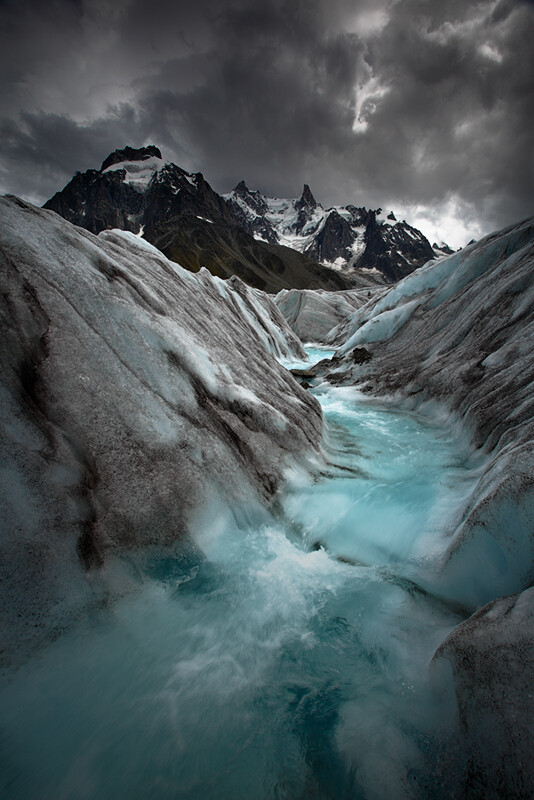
left=0, top=197, right=322, bottom=664
left=274, top=286, right=383, bottom=342
left=435, top=586, right=534, bottom=799
left=322, top=217, right=534, bottom=605
left=318, top=217, right=534, bottom=796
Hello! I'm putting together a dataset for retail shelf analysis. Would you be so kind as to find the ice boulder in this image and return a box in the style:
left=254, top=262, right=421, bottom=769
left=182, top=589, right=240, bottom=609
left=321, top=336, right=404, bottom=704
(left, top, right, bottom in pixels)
left=0, top=196, right=322, bottom=664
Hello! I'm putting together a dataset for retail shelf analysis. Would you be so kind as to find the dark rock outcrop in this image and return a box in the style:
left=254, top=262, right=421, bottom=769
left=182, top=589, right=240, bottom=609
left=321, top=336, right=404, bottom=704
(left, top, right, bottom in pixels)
left=44, top=168, right=144, bottom=235
left=357, top=212, right=435, bottom=282
left=432, top=242, right=455, bottom=257
left=305, top=209, right=357, bottom=264
left=295, top=184, right=317, bottom=211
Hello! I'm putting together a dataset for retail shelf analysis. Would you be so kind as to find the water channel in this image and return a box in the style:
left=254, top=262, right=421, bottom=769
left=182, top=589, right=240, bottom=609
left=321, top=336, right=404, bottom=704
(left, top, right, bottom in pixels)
left=0, top=346, right=481, bottom=799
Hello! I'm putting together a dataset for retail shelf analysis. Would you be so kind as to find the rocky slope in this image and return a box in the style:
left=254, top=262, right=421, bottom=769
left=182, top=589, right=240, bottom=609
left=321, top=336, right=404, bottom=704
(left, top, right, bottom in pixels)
left=0, top=195, right=324, bottom=665
left=43, top=147, right=350, bottom=293
left=225, top=180, right=438, bottom=282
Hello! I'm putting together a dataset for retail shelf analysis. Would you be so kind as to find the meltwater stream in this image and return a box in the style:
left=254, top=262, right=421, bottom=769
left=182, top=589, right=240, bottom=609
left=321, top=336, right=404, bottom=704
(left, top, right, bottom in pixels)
left=1, top=346, right=481, bottom=800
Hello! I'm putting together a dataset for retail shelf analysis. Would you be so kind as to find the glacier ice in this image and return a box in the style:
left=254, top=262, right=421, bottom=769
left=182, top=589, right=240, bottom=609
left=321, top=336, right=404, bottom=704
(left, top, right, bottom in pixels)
left=310, top=215, right=534, bottom=797
left=2, top=195, right=534, bottom=799
left=274, top=286, right=381, bottom=342
left=320, top=217, right=534, bottom=606
left=0, top=196, right=321, bottom=663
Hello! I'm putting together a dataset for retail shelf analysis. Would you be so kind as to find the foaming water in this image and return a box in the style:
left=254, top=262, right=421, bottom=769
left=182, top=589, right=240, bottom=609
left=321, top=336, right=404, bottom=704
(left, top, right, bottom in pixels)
left=279, top=344, right=336, bottom=371
left=0, top=348, right=479, bottom=800
left=284, top=384, right=479, bottom=569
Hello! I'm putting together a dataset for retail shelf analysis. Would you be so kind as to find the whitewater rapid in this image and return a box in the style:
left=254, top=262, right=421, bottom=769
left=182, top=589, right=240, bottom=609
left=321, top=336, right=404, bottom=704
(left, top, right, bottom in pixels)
left=0, top=347, right=483, bottom=800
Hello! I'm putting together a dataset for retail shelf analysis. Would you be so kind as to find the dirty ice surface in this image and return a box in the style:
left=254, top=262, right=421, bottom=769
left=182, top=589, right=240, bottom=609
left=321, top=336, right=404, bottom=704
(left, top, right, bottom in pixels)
left=0, top=348, right=481, bottom=800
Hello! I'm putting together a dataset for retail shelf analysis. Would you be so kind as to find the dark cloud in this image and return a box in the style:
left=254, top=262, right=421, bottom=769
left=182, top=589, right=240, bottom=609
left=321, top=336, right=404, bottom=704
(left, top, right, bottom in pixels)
left=0, top=0, right=533, bottom=246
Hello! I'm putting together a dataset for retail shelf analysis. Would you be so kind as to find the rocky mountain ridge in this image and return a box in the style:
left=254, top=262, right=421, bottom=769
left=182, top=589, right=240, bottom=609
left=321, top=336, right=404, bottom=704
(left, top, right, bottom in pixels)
left=44, top=145, right=448, bottom=289
left=225, top=179, right=443, bottom=282
left=43, top=147, right=352, bottom=293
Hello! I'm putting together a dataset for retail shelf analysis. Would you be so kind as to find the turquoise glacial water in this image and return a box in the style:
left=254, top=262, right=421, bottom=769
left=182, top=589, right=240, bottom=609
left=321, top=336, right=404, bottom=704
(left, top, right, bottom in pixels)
left=0, top=347, right=479, bottom=800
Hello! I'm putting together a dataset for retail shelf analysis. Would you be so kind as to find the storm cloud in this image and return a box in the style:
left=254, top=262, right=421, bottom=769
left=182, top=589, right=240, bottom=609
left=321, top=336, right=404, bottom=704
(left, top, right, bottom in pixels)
left=1, top=0, right=533, bottom=246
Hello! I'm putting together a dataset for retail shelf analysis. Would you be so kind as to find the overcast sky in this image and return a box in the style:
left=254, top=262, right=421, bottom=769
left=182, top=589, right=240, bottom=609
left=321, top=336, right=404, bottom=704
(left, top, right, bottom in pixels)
left=1, top=0, right=533, bottom=247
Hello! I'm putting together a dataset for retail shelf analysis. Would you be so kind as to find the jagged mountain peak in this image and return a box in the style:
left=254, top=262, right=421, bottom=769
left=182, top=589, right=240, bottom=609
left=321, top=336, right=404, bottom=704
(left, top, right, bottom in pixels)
left=100, top=145, right=162, bottom=173
left=296, top=184, right=317, bottom=209
left=432, top=241, right=455, bottom=255
left=224, top=184, right=437, bottom=282
left=234, top=179, right=249, bottom=194
left=42, top=144, right=444, bottom=287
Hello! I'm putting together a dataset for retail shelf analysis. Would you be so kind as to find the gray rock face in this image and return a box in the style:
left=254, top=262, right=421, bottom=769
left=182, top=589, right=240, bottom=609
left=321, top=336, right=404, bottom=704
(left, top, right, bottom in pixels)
left=0, top=196, right=323, bottom=665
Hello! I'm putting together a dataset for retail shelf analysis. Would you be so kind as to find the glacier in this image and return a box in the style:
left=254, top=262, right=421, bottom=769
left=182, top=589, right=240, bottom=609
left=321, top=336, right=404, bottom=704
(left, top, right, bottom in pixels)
left=318, top=217, right=534, bottom=606
left=274, top=287, right=385, bottom=342
left=284, top=217, right=534, bottom=799
left=1, top=197, right=534, bottom=799
left=0, top=196, right=322, bottom=664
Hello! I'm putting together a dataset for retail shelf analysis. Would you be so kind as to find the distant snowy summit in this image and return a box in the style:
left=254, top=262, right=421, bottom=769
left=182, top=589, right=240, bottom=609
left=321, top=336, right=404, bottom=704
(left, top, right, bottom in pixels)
left=44, top=145, right=450, bottom=289
left=225, top=180, right=444, bottom=282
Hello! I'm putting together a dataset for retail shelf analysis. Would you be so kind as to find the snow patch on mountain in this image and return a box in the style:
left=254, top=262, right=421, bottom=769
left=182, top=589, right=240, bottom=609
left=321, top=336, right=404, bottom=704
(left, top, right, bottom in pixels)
left=101, top=156, right=165, bottom=191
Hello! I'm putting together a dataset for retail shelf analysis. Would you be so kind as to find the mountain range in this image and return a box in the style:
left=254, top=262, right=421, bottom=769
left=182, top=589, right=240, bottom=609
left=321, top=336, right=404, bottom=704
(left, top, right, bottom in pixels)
left=44, top=145, right=450, bottom=290
left=225, top=179, right=443, bottom=282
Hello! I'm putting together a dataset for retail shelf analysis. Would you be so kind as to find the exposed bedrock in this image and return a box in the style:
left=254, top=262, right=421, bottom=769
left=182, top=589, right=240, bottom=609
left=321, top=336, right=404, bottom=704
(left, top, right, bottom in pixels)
left=0, top=196, right=323, bottom=664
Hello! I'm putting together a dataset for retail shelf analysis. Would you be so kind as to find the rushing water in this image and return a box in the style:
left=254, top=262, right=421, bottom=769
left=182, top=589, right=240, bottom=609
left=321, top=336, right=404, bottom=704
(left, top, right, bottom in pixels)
left=0, top=346, right=480, bottom=800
